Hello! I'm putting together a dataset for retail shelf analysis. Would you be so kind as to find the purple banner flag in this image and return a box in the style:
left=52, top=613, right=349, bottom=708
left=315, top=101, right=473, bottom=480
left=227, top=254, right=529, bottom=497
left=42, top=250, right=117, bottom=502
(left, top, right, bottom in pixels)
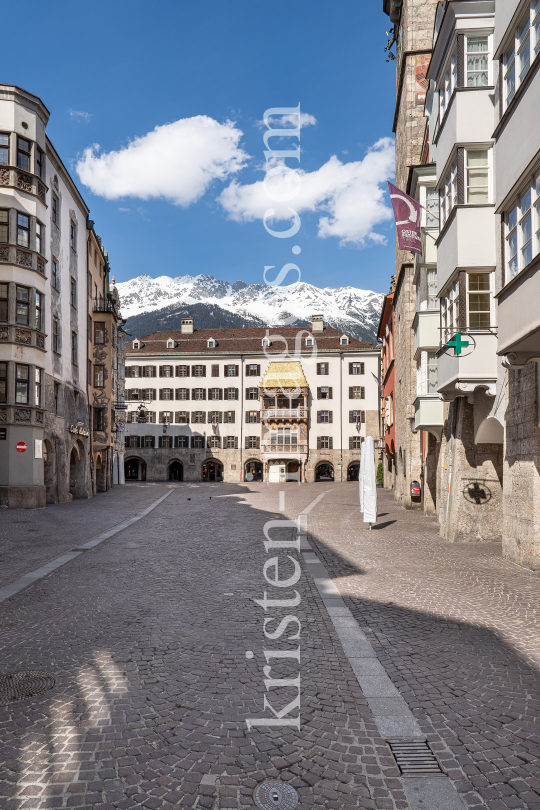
left=387, top=181, right=423, bottom=254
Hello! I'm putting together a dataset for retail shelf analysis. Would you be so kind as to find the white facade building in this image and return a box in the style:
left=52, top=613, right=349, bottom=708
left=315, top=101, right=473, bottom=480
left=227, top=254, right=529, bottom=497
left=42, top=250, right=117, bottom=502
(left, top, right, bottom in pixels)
left=123, top=317, right=381, bottom=483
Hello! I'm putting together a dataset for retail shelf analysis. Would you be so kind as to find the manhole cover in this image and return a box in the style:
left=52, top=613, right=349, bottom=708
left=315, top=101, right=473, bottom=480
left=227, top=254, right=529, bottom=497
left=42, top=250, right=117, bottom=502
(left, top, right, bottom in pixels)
left=0, top=672, right=55, bottom=705
left=253, top=780, right=299, bottom=810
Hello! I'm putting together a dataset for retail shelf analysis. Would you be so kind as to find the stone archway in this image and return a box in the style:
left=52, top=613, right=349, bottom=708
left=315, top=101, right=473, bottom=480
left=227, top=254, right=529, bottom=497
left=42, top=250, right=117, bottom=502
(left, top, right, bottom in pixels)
left=69, top=440, right=87, bottom=499
left=244, top=459, right=263, bottom=482
left=202, top=458, right=224, bottom=482
left=315, top=462, right=334, bottom=482
left=169, top=460, right=183, bottom=481
left=43, top=439, right=56, bottom=503
left=347, top=461, right=360, bottom=482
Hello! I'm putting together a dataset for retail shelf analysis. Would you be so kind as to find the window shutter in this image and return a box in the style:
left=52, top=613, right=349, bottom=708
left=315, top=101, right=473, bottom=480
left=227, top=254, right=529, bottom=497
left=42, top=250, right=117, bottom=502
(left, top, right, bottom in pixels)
left=257, top=364, right=260, bottom=375
left=349, top=437, right=354, bottom=449
left=349, top=387, right=353, bottom=398
left=349, top=411, right=353, bottom=423
left=361, top=362, right=365, bottom=374
left=235, top=437, right=238, bottom=449
left=257, top=412, right=260, bottom=423
left=203, top=389, right=207, bottom=400
left=317, top=387, right=321, bottom=399
left=317, top=363, right=321, bottom=374
left=159, top=367, right=164, bottom=377
left=151, top=366, right=156, bottom=377
left=203, top=366, right=207, bottom=377
left=329, top=437, right=333, bottom=449
left=234, top=388, right=239, bottom=400
left=212, top=364, right=219, bottom=377
left=317, top=437, right=321, bottom=449
left=361, top=387, right=365, bottom=399
left=125, top=366, right=131, bottom=378
left=245, top=388, right=249, bottom=399
left=328, top=387, right=333, bottom=399
left=158, top=436, right=163, bottom=448
left=235, top=365, right=239, bottom=377
left=329, top=411, right=333, bottom=423
left=361, top=411, right=366, bottom=423
left=125, top=436, right=131, bottom=448
left=349, top=363, right=353, bottom=374
left=245, top=411, right=249, bottom=423
left=317, top=411, right=321, bottom=423
left=218, top=388, right=222, bottom=400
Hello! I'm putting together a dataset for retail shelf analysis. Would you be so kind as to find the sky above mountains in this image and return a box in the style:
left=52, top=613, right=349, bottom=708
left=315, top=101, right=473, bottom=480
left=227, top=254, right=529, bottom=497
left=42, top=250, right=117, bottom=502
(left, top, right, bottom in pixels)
left=3, top=1, right=397, bottom=293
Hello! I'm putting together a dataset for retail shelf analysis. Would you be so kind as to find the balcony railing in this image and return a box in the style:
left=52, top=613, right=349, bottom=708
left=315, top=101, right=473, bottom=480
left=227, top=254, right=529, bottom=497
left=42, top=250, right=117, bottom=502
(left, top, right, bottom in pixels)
left=261, top=408, right=307, bottom=419
left=262, top=444, right=307, bottom=453
left=93, top=296, right=117, bottom=314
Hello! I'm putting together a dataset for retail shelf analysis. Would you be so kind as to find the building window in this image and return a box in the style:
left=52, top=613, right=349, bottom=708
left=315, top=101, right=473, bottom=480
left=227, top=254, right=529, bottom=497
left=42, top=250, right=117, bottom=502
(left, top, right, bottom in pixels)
left=159, top=411, right=173, bottom=424
left=192, top=365, right=206, bottom=377
left=208, top=436, right=221, bottom=449
left=35, top=367, right=42, bottom=406
left=208, top=410, right=222, bottom=425
left=160, top=365, right=173, bottom=377
left=16, top=286, right=29, bottom=325
left=440, top=162, right=457, bottom=225
left=159, top=435, right=172, bottom=449
left=224, top=410, right=235, bottom=423
left=349, top=436, right=362, bottom=449
left=52, top=196, right=59, bottom=226
left=191, top=411, right=205, bottom=423
left=175, top=411, right=189, bottom=423
left=191, top=434, right=205, bottom=448
left=160, top=388, right=173, bottom=400
left=35, top=292, right=43, bottom=331
left=317, top=386, right=332, bottom=399
left=71, top=331, right=78, bottom=365
left=54, top=382, right=60, bottom=414
left=127, top=388, right=140, bottom=401
left=209, top=387, right=223, bottom=400
left=211, top=364, right=220, bottom=377
left=225, top=364, right=238, bottom=377
left=142, top=388, right=156, bottom=400
left=466, top=150, right=490, bottom=204
left=0, top=283, right=8, bottom=321
left=441, top=280, right=460, bottom=342
left=16, top=364, right=29, bottom=404
left=70, top=278, right=77, bottom=308
left=317, top=362, right=329, bottom=375
left=225, top=436, right=238, bottom=449
left=17, top=137, right=31, bottom=172
left=504, top=10, right=539, bottom=107
left=427, top=352, right=438, bottom=393
left=246, top=387, right=259, bottom=400
left=0, top=210, right=8, bottom=243
left=246, top=410, right=260, bottom=423
left=317, top=410, right=332, bottom=423
left=17, top=213, right=29, bottom=247
left=349, top=362, right=364, bottom=375
left=70, top=221, right=77, bottom=250
left=176, top=365, right=190, bottom=377
left=468, top=273, right=492, bottom=329
left=439, top=49, right=457, bottom=117
left=207, top=339, right=215, bottom=349
left=144, top=436, right=155, bottom=448
left=36, top=222, right=44, bottom=255
left=305, top=337, right=314, bottom=347
left=0, top=133, right=9, bottom=165
left=425, top=186, right=439, bottom=228
left=317, top=436, right=333, bottom=449
left=225, top=387, right=238, bottom=400
left=36, top=146, right=45, bottom=179
left=192, top=387, right=206, bottom=400
left=94, top=322, right=105, bottom=344
left=246, top=364, right=260, bottom=376
left=52, top=260, right=59, bottom=290
left=53, top=318, right=60, bottom=353
left=94, top=365, right=105, bottom=388
left=128, top=366, right=139, bottom=377
left=349, top=386, right=365, bottom=399
left=340, top=336, right=348, bottom=345
left=175, top=435, right=189, bottom=448
left=176, top=388, right=189, bottom=400
left=270, top=427, right=297, bottom=447
left=245, top=436, right=260, bottom=449
left=0, top=362, right=7, bottom=403
left=143, top=366, right=156, bottom=377
left=349, top=410, right=365, bottom=424
left=466, top=36, right=489, bottom=87
left=506, top=182, right=537, bottom=281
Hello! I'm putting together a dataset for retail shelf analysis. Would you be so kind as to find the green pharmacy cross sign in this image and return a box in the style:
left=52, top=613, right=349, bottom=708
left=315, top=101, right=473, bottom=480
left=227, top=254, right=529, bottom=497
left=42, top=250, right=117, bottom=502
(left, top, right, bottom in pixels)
left=448, top=333, right=470, bottom=355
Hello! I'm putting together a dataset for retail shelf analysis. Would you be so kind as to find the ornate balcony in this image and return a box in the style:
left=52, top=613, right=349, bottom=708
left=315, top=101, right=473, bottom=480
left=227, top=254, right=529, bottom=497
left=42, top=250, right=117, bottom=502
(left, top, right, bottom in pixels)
left=262, top=444, right=307, bottom=453
left=261, top=408, right=307, bottom=419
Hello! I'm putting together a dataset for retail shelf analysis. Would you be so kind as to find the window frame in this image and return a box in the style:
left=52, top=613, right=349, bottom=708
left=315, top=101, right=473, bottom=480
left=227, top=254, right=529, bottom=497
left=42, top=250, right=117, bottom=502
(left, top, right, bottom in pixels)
left=504, top=6, right=540, bottom=108
left=17, top=136, right=31, bottom=172
left=467, top=272, right=494, bottom=331
left=0, top=283, right=8, bottom=322
left=0, top=133, right=9, bottom=165
left=465, top=34, right=491, bottom=88
left=0, top=361, right=7, bottom=404
left=52, top=318, right=60, bottom=353
left=505, top=171, right=540, bottom=282
left=35, top=146, right=45, bottom=180
left=15, top=364, right=30, bottom=404
left=465, top=147, right=491, bottom=205
left=94, top=364, right=105, bottom=388
left=17, top=213, right=30, bottom=248
left=35, top=291, right=43, bottom=332
left=0, top=209, right=8, bottom=244
left=16, top=285, right=29, bottom=325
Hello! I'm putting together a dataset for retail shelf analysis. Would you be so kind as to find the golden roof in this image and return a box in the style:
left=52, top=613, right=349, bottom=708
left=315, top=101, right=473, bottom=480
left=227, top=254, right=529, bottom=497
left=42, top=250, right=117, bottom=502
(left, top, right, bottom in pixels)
left=259, top=361, right=308, bottom=390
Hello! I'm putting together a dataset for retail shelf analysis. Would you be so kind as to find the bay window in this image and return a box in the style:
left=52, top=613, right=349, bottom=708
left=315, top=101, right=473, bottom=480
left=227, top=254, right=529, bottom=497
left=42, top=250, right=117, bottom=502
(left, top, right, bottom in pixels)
left=504, top=5, right=540, bottom=108
left=466, top=150, right=489, bottom=204
left=466, top=36, right=489, bottom=86
left=505, top=172, right=540, bottom=281
left=467, top=273, right=492, bottom=329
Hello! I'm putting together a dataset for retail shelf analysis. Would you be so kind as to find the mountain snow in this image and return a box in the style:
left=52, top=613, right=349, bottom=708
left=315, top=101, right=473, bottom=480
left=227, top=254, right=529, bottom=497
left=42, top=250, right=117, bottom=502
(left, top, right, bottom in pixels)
left=116, top=273, right=384, bottom=339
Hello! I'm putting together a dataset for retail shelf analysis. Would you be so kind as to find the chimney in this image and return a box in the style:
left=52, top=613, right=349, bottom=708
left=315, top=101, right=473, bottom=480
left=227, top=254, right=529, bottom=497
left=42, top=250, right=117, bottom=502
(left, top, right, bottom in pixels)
left=312, top=314, right=324, bottom=332
left=181, top=317, right=194, bottom=334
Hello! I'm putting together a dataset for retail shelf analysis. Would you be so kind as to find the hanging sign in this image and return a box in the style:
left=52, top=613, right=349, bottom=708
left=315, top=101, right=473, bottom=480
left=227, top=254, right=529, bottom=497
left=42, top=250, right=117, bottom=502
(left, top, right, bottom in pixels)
left=387, top=181, right=422, bottom=254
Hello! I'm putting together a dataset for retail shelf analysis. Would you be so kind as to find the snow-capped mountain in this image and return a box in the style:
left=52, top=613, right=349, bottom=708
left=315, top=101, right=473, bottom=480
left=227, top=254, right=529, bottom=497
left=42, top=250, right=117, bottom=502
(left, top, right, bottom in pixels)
left=116, top=274, right=384, bottom=344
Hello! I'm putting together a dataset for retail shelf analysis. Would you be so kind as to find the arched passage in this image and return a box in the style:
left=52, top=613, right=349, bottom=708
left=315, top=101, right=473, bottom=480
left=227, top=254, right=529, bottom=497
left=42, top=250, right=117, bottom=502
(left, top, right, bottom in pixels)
left=347, top=461, right=360, bottom=481
left=202, top=459, right=224, bottom=481
left=245, top=459, right=263, bottom=482
left=69, top=440, right=87, bottom=499
left=169, top=460, right=183, bottom=481
left=315, top=462, right=334, bottom=482
left=124, top=456, right=146, bottom=481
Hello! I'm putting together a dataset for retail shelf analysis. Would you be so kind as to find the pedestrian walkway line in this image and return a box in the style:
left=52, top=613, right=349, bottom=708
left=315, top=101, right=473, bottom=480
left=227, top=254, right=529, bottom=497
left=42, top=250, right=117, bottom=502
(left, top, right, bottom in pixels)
left=0, top=489, right=174, bottom=604
left=297, top=497, right=466, bottom=810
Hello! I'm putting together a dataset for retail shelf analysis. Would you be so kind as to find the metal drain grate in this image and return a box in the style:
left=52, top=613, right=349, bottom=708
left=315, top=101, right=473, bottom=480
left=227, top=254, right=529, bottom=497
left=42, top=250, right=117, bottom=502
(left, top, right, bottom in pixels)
left=253, top=780, right=299, bottom=810
left=0, top=671, right=55, bottom=705
left=388, top=739, right=444, bottom=776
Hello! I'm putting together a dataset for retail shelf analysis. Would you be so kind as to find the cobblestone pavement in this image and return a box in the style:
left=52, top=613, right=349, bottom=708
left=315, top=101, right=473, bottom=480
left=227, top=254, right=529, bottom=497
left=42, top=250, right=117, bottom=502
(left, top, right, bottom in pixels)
left=1, top=483, right=540, bottom=810
left=0, top=483, right=406, bottom=810
left=307, top=486, right=540, bottom=810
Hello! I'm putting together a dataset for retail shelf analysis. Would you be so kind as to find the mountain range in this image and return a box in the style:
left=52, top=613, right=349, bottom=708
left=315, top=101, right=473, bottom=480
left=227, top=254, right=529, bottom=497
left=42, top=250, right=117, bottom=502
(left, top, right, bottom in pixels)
left=116, top=274, right=384, bottom=344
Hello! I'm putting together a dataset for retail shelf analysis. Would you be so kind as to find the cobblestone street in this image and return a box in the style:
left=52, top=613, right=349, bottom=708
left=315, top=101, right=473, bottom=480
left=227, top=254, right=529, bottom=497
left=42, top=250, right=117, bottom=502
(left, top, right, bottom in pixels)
left=1, top=483, right=540, bottom=810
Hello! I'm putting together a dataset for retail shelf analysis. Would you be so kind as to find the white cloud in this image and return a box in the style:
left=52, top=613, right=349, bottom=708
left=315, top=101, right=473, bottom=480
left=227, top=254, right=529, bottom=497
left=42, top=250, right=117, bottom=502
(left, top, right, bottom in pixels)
left=76, top=116, right=248, bottom=206
left=118, top=207, right=130, bottom=212
left=256, top=111, right=317, bottom=129
left=69, top=109, right=92, bottom=122
left=218, top=137, right=395, bottom=246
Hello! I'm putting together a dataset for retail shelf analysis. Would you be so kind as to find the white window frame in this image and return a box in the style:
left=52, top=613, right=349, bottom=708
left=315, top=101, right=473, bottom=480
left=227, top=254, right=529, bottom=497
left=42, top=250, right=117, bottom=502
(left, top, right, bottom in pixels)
left=504, top=3, right=540, bottom=109
left=438, top=47, right=457, bottom=118
left=465, top=147, right=492, bottom=205
left=441, top=280, right=460, bottom=344
left=466, top=271, right=495, bottom=331
left=505, top=170, right=540, bottom=281
left=465, top=33, right=492, bottom=87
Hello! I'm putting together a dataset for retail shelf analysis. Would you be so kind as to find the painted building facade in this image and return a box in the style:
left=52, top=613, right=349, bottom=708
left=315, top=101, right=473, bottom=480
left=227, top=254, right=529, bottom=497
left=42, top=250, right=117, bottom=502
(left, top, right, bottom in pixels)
left=122, top=318, right=381, bottom=483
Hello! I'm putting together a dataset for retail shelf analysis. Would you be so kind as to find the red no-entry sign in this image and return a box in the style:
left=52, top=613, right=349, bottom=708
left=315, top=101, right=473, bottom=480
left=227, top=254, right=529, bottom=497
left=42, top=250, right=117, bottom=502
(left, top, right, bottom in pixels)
left=16, top=441, right=27, bottom=453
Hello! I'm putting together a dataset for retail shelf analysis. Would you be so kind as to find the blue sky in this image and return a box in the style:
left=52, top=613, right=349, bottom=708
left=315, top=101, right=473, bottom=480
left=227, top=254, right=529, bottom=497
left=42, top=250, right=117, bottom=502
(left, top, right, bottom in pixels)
left=5, top=1, right=396, bottom=293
